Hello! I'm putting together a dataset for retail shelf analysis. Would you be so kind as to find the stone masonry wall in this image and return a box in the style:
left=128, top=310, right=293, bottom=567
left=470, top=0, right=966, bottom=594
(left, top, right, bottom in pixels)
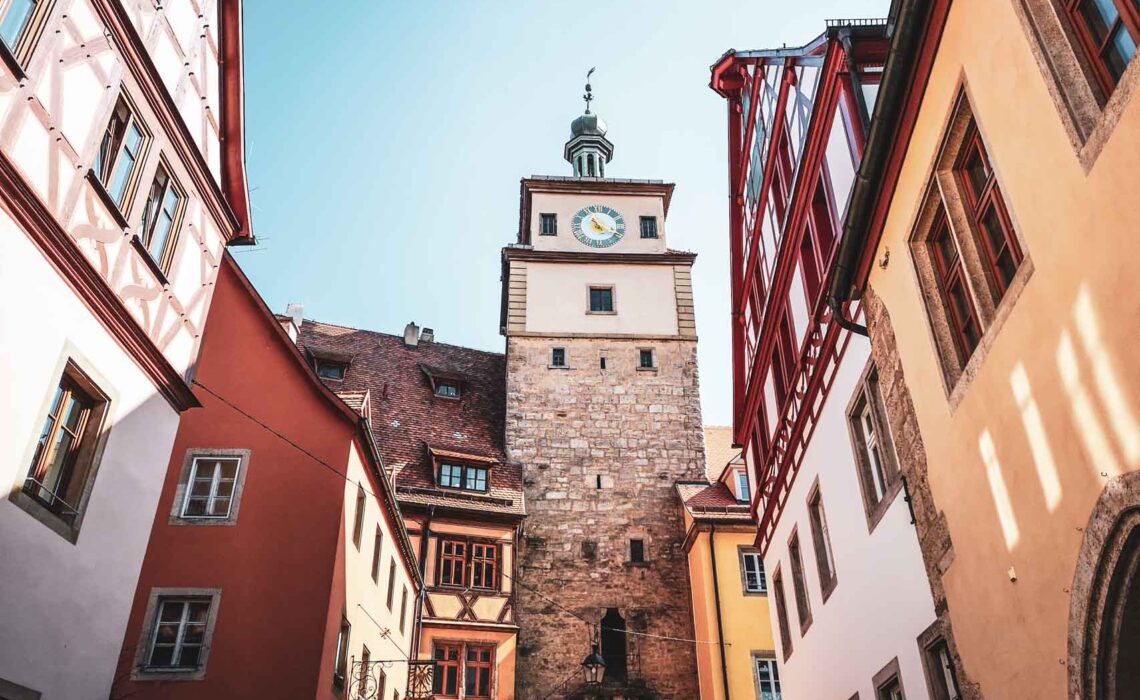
left=506, top=336, right=705, bottom=699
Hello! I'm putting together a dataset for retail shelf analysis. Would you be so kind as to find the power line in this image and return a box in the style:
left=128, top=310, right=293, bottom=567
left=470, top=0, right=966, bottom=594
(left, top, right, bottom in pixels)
left=191, top=380, right=728, bottom=649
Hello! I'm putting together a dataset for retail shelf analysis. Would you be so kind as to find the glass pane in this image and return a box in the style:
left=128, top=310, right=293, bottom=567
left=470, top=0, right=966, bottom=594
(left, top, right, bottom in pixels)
left=148, top=213, right=174, bottom=260
left=190, top=477, right=213, bottom=498
left=159, top=601, right=184, bottom=623
left=479, top=670, right=490, bottom=695
left=981, top=206, right=1009, bottom=261
left=1105, top=23, right=1137, bottom=80
left=0, top=0, right=36, bottom=49
left=935, top=230, right=958, bottom=270
left=182, top=623, right=206, bottom=645
left=41, top=429, right=75, bottom=489
left=208, top=497, right=231, bottom=516
left=963, top=147, right=989, bottom=200
left=183, top=497, right=207, bottom=517
left=178, top=644, right=202, bottom=667
left=61, top=394, right=86, bottom=431
left=446, top=667, right=458, bottom=693
left=997, top=251, right=1018, bottom=291
left=149, top=644, right=175, bottom=667
left=1080, top=0, right=1120, bottom=44
left=108, top=151, right=137, bottom=205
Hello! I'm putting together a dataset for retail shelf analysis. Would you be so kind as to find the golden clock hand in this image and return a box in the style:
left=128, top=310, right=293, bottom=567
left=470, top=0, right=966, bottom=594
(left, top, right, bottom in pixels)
left=589, top=216, right=614, bottom=234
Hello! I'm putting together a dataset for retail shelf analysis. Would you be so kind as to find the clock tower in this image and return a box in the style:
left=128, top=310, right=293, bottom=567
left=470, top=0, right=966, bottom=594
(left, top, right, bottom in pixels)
left=501, top=78, right=704, bottom=699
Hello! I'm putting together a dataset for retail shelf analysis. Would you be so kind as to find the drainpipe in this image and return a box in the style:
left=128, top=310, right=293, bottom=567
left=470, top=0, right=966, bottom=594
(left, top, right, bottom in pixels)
left=709, top=526, right=731, bottom=700
left=411, top=505, right=435, bottom=661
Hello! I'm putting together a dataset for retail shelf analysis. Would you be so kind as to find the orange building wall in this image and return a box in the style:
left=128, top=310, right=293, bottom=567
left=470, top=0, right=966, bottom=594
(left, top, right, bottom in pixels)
left=112, top=256, right=361, bottom=699
left=866, top=0, right=1140, bottom=697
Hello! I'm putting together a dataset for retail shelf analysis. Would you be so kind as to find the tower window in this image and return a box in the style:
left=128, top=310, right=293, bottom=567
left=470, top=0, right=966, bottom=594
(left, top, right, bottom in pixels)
left=587, top=153, right=596, bottom=177
left=639, top=216, right=658, bottom=239
left=638, top=349, right=656, bottom=369
left=435, top=381, right=460, bottom=398
left=577, top=156, right=584, bottom=176
left=629, top=539, right=645, bottom=563
left=551, top=347, right=567, bottom=367
left=588, top=286, right=615, bottom=314
left=600, top=356, right=607, bottom=370
left=540, top=213, right=558, bottom=236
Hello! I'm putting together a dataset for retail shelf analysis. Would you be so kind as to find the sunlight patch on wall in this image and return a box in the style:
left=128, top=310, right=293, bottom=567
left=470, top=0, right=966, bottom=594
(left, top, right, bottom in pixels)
left=1010, top=363, right=1061, bottom=512
left=1057, top=330, right=1122, bottom=479
left=1073, top=287, right=1140, bottom=467
left=979, top=429, right=1019, bottom=550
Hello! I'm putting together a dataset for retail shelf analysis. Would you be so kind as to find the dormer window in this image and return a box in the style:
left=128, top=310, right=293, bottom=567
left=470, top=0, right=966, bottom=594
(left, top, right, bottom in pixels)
left=435, top=381, right=460, bottom=398
left=314, top=357, right=347, bottom=381
left=735, top=470, right=751, bottom=503
left=439, top=463, right=488, bottom=492
left=420, top=364, right=465, bottom=399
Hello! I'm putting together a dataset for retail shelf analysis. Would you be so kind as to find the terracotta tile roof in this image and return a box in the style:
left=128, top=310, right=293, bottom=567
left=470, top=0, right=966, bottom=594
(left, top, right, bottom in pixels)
left=703, top=426, right=741, bottom=481
left=299, top=321, right=523, bottom=516
left=677, top=481, right=752, bottom=523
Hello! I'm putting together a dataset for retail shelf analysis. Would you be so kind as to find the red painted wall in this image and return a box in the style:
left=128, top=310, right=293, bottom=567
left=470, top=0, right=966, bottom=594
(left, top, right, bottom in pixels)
left=112, top=255, right=353, bottom=699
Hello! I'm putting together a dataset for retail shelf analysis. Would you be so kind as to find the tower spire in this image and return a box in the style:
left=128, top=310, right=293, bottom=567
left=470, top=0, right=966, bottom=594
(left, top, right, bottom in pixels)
left=566, top=67, right=614, bottom=178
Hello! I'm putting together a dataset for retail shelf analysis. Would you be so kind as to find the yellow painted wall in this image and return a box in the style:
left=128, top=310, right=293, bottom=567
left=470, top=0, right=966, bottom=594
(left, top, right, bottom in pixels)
left=867, top=1, right=1140, bottom=697
left=686, top=521, right=775, bottom=700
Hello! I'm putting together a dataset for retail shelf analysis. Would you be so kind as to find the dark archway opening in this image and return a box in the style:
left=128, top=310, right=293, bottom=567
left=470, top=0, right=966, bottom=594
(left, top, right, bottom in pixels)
left=600, top=608, right=627, bottom=681
left=1101, top=527, right=1140, bottom=698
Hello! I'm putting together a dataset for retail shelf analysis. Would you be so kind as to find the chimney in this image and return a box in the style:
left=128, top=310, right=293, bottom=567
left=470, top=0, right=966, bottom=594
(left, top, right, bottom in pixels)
left=285, top=303, right=304, bottom=330
left=403, top=322, right=420, bottom=348
left=420, top=327, right=434, bottom=344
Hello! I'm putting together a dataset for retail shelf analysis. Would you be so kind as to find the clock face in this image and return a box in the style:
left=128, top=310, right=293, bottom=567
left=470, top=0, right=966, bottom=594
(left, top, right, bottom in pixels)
left=571, top=205, right=626, bottom=248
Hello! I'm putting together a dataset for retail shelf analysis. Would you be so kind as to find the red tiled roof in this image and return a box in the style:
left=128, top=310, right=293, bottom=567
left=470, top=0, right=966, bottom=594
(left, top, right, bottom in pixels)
left=678, top=481, right=752, bottom=522
left=298, top=321, right=521, bottom=515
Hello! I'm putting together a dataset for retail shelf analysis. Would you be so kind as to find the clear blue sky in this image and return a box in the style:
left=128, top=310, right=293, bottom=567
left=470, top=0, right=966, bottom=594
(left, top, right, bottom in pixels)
left=237, top=0, right=887, bottom=426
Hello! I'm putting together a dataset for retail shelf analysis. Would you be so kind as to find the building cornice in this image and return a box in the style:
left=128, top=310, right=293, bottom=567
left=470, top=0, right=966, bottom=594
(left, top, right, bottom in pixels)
left=0, top=148, right=199, bottom=411
left=502, top=247, right=696, bottom=266
left=517, top=177, right=676, bottom=244
left=90, top=0, right=251, bottom=243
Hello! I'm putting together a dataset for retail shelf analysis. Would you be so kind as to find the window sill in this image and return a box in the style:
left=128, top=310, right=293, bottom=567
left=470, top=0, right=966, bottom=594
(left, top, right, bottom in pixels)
left=863, top=478, right=904, bottom=535
left=128, top=235, right=171, bottom=287
left=742, top=590, right=769, bottom=597
left=636, top=366, right=658, bottom=372
left=586, top=310, right=617, bottom=316
left=131, top=665, right=208, bottom=682
left=0, top=38, right=26, bottom=81
left=8, top=490, right=80, bottom=544
left=85, top=169, right=131, bottom=230
left=547, top=364, right=572, bottom=370
left=625, top=561, right=650, bottom=568
left=169, top=514, right=239, bottom=527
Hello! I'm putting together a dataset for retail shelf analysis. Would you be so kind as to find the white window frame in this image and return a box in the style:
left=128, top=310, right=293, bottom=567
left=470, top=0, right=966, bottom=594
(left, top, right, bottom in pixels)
left=741, top=550, right=767, bottom=594
left=753, top=654, right=782, bottom=700
left=131, top=587, right=222, bottom=681
left=859, top=400, right=888, bottom=501
left=180, top=456, right=241, bottom=520
left=735, top=470, right=751, bottom=502
left=170, top=449, right=251, bottom=526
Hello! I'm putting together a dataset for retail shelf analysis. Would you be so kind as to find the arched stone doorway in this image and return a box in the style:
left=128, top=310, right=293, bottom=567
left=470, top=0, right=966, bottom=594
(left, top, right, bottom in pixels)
left=1069, top=472, right=1140, bottom=700
left=600, top=608, right=627, bottom=681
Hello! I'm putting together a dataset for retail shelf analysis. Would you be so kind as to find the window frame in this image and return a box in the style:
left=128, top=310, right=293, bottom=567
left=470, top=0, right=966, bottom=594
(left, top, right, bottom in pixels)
left=436, top=537, right=501, bottom=591
left=954, top=124, right=1023, bottom=301
left=399, top=586, right=409, bottom=634
left=734, top=470, right=751, bottom=503
left=432, top=643, right=463, bottom=698
left=137, top=160, right=186, bottom=275
left=130, top=587, right=222, bottom=682
left=0, top=0, right=54, bottom=73
left=372, top=525, right=384, bottom=583
left=437, top=461, right=489, bottom=493
left=637, top=348, right=656, bottom=370
left=739, top=547, right=768, bottom=595
left=846, top=361, right=902, bottom=532
left=752, top=653, right=782, bottom=700
left=550, top=347, right=567, bottom=368
left=929, top=209, right=981, bottom=364
left=179, top=455, right=241, bottom=520
left=386, top=559, right=397, bottom=610
left=639, top=215, right=659, bottom=239
left=435, top=381, right=461, bottom=399
left=352, top=484, right=366, bottom=549
left=11, top=355, right=112, bottom=542
left=873, top=657, right=907, bottom=700
left=787, top=529, right=812, bottom=633
left=333, top=616, right=351, bottom=690
left=314, top=357, right=347, bottom=381
left=629, top=538, right=646, bottom=564
left=807, top=481, right=838, bottom=602
left=168, top=449, right=251, bottom=527
left=539, top=212, right=558, bottom=236
left=920, top=637, right=963, bottom=700
left=1065, top=0, right=1140, bottom=94
left=464, top=645, right=495, bottom=699
left=772, top=567, right=793, bottom=661
left=93, top=94, right=151, bottom=217
left=587, top=285, right=616, bottom=314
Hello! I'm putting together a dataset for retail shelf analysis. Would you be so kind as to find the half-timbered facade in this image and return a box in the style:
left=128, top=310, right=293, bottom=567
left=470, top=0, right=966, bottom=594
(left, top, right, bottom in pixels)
left=710, top=20, right=950, bottom=700
left=0, top=1, right=251, bottom=697
left=300, top=321, right=522, bottom=700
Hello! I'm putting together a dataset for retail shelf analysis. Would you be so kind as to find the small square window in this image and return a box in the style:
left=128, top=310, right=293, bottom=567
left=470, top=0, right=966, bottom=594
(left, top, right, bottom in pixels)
left=540, top=213, right=558, bottom=235
left=131, top=588, right=221, bottom=681
left=638, top=349, right=655, bottom=369
left=551, top=347, right=566, bottom=367
left=630, top=539, right=645, bottom=563
left=734, top=470, right=751, bottom=502
left=435, top=381, right=460, bottom=398
left=314, top=357, right=347, bottom=381
left=741, top=550, right=767, bottom=593
left=588, top=286, right=614, bottom=313
left=181, top=457, right=241, bottom=519
left=639, top=216, right=658, bottom=239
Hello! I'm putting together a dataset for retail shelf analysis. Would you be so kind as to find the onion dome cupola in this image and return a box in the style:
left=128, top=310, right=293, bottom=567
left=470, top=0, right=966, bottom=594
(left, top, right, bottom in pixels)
left=564, top=68, right=614, bottom=178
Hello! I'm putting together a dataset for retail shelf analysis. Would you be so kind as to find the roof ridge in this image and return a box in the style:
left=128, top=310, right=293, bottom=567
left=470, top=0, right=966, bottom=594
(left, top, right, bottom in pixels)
left=303, top=318, right=505, bottom=358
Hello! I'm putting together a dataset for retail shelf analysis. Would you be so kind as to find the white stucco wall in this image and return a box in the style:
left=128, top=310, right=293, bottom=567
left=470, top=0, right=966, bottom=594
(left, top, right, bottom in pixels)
left=524, top=262, right=678, bottom=336
left=764, top=337, right=937, bottom=700
left=342, top=443, right=417, bottom=695
left=528, top=192, right=667, bottom=254
left=0, top=213, right=180, bottom=699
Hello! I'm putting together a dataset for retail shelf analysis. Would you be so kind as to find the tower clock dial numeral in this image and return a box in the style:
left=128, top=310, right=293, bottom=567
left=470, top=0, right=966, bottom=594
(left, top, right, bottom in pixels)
left=571, top=205, right=626, bottom=248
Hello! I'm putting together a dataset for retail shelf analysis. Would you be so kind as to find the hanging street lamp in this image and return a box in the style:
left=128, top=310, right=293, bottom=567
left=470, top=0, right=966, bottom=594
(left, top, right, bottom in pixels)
left=581, top=644, right=606, bottom=685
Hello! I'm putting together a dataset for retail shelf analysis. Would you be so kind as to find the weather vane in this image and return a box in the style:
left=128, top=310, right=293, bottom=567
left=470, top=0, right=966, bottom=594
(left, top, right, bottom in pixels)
left=583, top=67, right=596, bottom=114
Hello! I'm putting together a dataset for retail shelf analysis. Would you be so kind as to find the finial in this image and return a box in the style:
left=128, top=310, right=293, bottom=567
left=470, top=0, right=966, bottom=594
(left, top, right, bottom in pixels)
left=583, top=66, right=595, bottom=114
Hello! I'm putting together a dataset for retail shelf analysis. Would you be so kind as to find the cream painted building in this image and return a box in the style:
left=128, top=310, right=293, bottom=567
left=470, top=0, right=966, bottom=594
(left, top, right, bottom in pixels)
left=0, top=1, right=252, bottom=697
